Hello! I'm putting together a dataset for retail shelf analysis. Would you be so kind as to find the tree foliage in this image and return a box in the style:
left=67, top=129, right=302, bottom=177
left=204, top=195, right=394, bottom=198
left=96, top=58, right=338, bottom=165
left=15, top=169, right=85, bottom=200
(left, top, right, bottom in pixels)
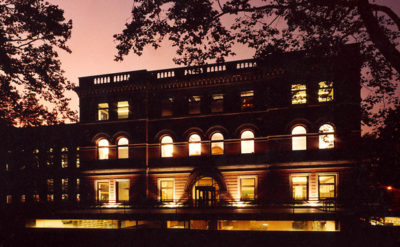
left=0, top=0, right=76, bottom=127
left=114, top=0, right=400, bottom=129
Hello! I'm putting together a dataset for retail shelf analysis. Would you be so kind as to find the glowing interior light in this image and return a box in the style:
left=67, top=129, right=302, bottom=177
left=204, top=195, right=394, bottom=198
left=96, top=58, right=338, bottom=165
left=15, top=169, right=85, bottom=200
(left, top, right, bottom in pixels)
left=98, top=139, right=109, bottom=160
left=319, top=124, right=334, bottom=149
left=118, top=137, right=129, bottom=159
left=292, top=126, right=307, bottom=151
left=241, top=130, right=254, bottom=154
left=291, top=84, right=307, bottom=104
left=189, top=134, right=201, bottom=156
left=117, top=101, right=129, bottom=119
left=211, top=132, right=224, bottom=155
left=161, top=136, right=173, bottom=157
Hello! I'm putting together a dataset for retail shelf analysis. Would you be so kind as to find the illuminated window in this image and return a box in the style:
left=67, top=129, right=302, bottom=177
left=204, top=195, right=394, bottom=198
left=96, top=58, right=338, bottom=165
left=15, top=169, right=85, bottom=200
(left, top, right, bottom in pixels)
left=319, top=175, right=336, bottom=199
left=161, top=97, right=174, bottom=117
left=97, top=182, right=109, bottom=202
left=116, top=180, right=130, bottom=202
left=76, top=178, right=80, bottom=202
left=161, top=136, right=173, bottom=158
left=46, top=148, right=54, bottom=167
left=6, top=195, right=12, bottom=204
left=62, top=178, right=69, bottom=193
left=188, top=96, right=201, bottom=114
left=211, top=94, right=223, bottom=113
left=32, top=149, right=40, bottom=168
left=98, top=139, right=109, bottom=160
left=118, top=137, right=129, bottom=159
left=21, top=194, right=26, bottom=203
left=318, top=81, right=334, bottom=102
left=292, top=126, right=307, bottom=151
left=189, top=134, right=201, bottom=156
left=61, top=147, right=68, bottom=168
left=291, top=84, right=307, bottom=104
left=62, top=194, right=69, bottom=201
left=47, top=194, right=54, bottom=202
left=76, top=147, right=80, bottom=168
left=241, top=90, right=254, bottom=110
left=319, top=124, right=334, bottom=149
left=32, top=194, right=40, bottom=202
left=159, top=179, right=174, bottom=202
left=117, top=101, right=129, bottom=119
left=47, top=179, right=54, bottom=202
left=211, top=132, right=224, bottom=155
left=292, top=176, right=308, bottom=200
left=240, top=177, right=256, bottom=201
left=98, top=103, right=109, bottom=120
left=241, top=130, right=255, bottom=154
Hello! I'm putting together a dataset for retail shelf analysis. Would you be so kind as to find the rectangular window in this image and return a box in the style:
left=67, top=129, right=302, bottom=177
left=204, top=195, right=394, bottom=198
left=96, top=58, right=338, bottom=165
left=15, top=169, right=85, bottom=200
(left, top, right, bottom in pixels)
left=116, top=180, right=130, bottom=202
left=97, top=182, right=109, bottom=202
left=117, top=101, right=129, bottom=119
left=61, top=147, right=68, bottom=168
left=46, top=148, right=54, bottom=167
left=319, top=175, right=336, bottom=199
left=62, top=178, right=69, bottom=193
left=98, top=103, right=109, bottom=120
left=292, top=176, right=308, bottom=200
left=211, top=94, right=224, bottom=113
left=76, top=147, right=80, bottom=168
left=188, top=96, right=201, bottom=114
left=240, top=177, right=256, bottom=201
left=318, top=81, right=334, bottom=102
left=291, top=84, right=307, bottom=104
left=32, top=194, right=40, bottom=202
left=32, top=149, right=40, bottom=168
left=161, top=97, right=174, bottom=117
left=47, top=179, right=54, bottom=193
left=159, top=179, right=174, bottom=202
left=47, top=194, right=54, bottom=202
left=6, top=195, right=12, bottom=204
left=62, top=194, right=69, bottom=201
left=21, top=194, right=26, bottom=203
left=240, top=90, right=254, bottom=110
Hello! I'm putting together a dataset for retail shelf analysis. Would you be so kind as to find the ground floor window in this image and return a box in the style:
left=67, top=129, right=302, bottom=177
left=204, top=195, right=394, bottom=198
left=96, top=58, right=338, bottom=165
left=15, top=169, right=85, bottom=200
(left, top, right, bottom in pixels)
left=292, top=176, right=308, bottom=201
left=97, top=182, right=110, bottom=202
left=240, top=177, right=256, bottom=201
left=318, top=175, right=336, bottom=199
left=159, top=179, right=174, bottom=202
left=96, top=179, right=130, bottom=204
left=116, top=180, right=130, bottom=202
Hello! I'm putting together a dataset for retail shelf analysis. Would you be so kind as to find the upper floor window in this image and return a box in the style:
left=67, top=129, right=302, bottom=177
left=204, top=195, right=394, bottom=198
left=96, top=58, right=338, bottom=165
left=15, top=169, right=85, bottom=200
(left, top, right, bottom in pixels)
left=161, top=97, right=174, bottom=117
left=161, top=136, right=174, bottom=158
left=211, top=94, right=224, bottom=113
left=240, top=90, right=254, bottom=110
left=76, top=147, right=80, bottom=168
left=292, top=126, right=307, bottom=151
left=98, top=103, right=109, bottom=120
left=32, top=148, right=40, bottom=168
left=117, top=101, right=129, bottom=119
left=46, top=148, right=54, bottom=167
left=188, top=96, right=201, bottom=114
left=118, top=137, right=129, bottom=159
left=98, top=139, right=109, bottom=160
left=241, top=130, right=255, bottom=154
left=319, top=124, right=335, bottom=149
left=318, top=81, right=334, bottom=102
left=291, top=84, right=307, bottom=104
left=211, top=132, right=224, bottom=155
left=61, top=147, right=68, bottom=168
left=189, top=134, right=201, bottom=156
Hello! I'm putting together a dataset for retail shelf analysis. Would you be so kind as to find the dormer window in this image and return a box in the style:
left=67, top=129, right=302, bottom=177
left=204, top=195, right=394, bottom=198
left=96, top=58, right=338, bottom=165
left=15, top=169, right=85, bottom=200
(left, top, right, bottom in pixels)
left=188, top=96, right=201, bottom=114
left=98, top=103, right=109, bottom=120
left=117, top=101, right=129, bottom=119
left=240, top=90, right=254, bottom=111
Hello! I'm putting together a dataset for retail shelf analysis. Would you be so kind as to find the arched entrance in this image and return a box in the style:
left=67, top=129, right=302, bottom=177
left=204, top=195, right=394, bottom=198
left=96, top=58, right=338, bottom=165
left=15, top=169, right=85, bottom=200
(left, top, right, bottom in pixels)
left=192, top=177, right=219, bottom=207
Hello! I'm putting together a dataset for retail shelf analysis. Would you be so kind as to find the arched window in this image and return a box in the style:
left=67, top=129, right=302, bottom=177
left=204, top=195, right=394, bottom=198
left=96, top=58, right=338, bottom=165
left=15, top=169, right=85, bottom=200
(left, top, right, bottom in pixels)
left=161, top=136, right=173, bottom=158
left=241, top=130, right=255, bottom=154
left=98, top=139, right=109, bottom=160
left=189, top=134, right=201, bottom=156
left=319, top=124, right=335, bottom=149
left=211, top=132, right=224, bottom=155
left=292, top=126, right=307, bottom=151
left=118, top=137, right=129, bottom=159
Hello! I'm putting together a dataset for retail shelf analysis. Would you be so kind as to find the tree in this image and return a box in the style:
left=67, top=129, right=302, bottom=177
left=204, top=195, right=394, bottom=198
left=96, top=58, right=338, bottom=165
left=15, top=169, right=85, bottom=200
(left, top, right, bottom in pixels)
left=0, top=0, right=76, bottom=127
left=114, top=0, right=400, bottom=129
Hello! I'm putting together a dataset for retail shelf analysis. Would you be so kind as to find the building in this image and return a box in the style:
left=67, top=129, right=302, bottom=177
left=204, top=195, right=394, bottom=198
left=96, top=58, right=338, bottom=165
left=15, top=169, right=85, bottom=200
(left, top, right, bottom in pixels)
left=0, top=45, right=362, bottom=231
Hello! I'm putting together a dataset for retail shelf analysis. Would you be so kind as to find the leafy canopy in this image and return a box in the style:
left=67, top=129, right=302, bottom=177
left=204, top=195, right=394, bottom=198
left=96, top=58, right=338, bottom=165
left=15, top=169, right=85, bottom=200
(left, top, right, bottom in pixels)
left=114, top=0, right=400, bottom=129
left=0, top=0, right=76, bottom=127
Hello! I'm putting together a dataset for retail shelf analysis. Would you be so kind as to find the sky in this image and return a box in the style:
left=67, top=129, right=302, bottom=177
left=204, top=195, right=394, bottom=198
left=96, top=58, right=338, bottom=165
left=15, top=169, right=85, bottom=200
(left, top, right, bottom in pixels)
left=48, top=0, right=400, bottom=121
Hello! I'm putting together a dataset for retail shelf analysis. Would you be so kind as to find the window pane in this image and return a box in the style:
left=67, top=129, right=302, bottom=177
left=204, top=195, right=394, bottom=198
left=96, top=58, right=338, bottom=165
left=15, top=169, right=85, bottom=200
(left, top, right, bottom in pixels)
left=117, top=181, right=130, bottom=202
left=188, top=96, right=201, bottom=114
left=241, top=131, right=254, bottom=154
left=98, top=182, right=109, bottom=202
left=241, top=178, right=255, bottom=201
left=189, top=134, right=201, bottom=156
left=117, top=101, right=129, bottom=119
left=319, top=124, right=334, bottom=149
left=291, top=84, right=307, bottom=104
left=241, top=90, right=254, bottom=110
left=161, top=136, right=173, bottom=157
left=292, top=176, right=308, bottom=200
left=318, top=81, right=334, bottom=102
left=161, top=98, right=174, bottom=116
left=98, top=139, right=109, bottom=160
left=319, top=175, right=335, bottom=199
left=292, top=126, right=307, bottom=151
left=211, top=94, right=224, bottom=113
left=98, top=103, right=109, bottom=120
left=118, top=137, right=129, bottom=159
left=211, top=133, right=224, bottom=155
left=160, top=180, right=174, bottom=202
left=61, top=147, right=68, bottom=168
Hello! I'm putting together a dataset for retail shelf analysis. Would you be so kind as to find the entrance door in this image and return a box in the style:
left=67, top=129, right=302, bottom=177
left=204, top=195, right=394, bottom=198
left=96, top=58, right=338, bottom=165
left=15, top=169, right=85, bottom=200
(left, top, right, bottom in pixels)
left=194, top=186, right=216, bottom=207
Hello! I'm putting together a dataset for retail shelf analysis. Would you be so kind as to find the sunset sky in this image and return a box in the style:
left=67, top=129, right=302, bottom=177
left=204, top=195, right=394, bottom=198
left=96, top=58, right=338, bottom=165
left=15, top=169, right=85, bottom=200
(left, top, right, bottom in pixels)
left=48, top=0, right=400, bottom=118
